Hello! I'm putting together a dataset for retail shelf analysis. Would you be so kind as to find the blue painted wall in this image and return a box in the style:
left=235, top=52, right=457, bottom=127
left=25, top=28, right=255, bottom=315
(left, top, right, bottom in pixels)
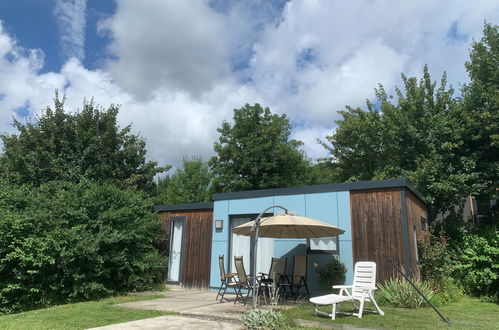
left=210, top=191, right=353, bottom=295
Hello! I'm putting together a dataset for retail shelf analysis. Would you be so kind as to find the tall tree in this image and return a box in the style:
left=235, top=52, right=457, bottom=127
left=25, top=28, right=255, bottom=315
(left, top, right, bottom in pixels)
left=160, top=156, right=212, bottom=204
left=322, top=24, right=499, bottom=217
left=0, top=93, right=167, bottom=191
left=457, top=22, right=499, bottom=203
left=323, top=66, right=460, bottom=215
left=210, top=103, right=310, bottom=192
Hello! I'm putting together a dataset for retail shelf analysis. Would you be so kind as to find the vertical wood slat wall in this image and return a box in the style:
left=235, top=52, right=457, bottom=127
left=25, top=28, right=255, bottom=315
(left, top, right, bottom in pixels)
left=159, top=209, right=213, bottom=289
left=350, top=187, right=426, bottom=284
left=404, top=189, right=427, bottom=281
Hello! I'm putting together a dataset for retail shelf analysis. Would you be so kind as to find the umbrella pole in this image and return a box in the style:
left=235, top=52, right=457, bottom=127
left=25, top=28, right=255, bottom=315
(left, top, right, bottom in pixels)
left=251, top=205, right=289, bottom=309
left=252, top=224, right=260, bottom=309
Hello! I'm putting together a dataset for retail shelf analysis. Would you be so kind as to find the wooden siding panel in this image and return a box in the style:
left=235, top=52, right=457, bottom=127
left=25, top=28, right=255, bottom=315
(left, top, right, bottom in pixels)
left=350, top=188, right=405, bottom=284
left=404, top=189, right=427, bottom=281
left=160, top=209, right=213, bottom=289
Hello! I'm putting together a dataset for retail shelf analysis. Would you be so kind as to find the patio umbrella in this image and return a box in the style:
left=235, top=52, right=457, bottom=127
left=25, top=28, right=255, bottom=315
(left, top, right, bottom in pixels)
left=232, top=213, right=345, bottom=238
left=231, top=205, right=345, bottom=309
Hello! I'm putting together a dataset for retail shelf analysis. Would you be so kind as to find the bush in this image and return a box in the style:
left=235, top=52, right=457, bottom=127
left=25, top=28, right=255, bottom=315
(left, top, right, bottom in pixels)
left=450, top=226, right=498, bottom=301
left=378, top=278, right=435, bottom=308
left=241, top=309, right=288, bottom=330
left=0, top=180, right=164, bottom=314
left=418, top=230, right=454, bottom=285
left=429, top=277, right=463, bottom=306
left=313, top=257, right=347, bottom=291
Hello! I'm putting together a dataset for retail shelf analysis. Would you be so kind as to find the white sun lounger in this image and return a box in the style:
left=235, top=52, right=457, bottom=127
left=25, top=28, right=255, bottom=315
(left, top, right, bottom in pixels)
left=309, top=261, right=384, bottom=320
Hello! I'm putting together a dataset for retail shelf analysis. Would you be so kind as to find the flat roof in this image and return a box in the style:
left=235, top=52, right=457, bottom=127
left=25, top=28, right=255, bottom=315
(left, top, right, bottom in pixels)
left=212, top=178, right=426, bottom=203
left=153, top=202, right=213, bottom=212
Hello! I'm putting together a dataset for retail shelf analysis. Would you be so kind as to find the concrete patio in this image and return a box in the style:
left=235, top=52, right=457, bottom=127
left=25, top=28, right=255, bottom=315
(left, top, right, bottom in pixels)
left=88, top=286, right=379, bottom=330
left=89, top=286, right=256, bottom=329
left=118, top=286, right=251, bottom=322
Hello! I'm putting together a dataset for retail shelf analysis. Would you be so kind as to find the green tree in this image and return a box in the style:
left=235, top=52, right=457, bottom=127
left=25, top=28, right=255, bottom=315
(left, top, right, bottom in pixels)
left=210, top=104, right=310, bottom=192
left=323, top=66, right=463, bottom=214
left=159, top=156, right=212, bottom=204
left=0, top=93, right=168, bottom=191
left=322, top=24, right=499, bottom=217
left=456, top=22, right=499, bottom=203
left=305, top=161, right=342, bottom=185
left=0, top=179, right=164, bottom=314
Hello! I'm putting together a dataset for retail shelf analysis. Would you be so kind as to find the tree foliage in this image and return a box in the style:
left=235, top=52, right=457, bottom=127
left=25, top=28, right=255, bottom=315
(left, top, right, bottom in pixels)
left=210, top=104, right=311, bottom=192
left=457, top=22, right=499, bottom=202
left=323, top=66, right=460, bottom=213
left=0, top=179, right=164, bottom=314
left=0, top=93, right=167, bottom=191
left=322, top=23, right=499, bottom=216
left=158, top=156, right=212, bottom=204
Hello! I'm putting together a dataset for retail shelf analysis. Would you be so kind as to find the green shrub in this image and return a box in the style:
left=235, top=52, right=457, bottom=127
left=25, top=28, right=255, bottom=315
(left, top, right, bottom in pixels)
left=241, top=309, right=288, bottom=329
left=428, top=277, right=463, bottom=306
left=378, top=278, right=435, bottom=308
left=0, top=180, right=164, bottom=314
left=450, top=226, right=498, bottom=301
left=313, top=257, right=347, bottom=291
left=417, top=228, right=463, bottom=305
left=418, top=230, right=454, bottom=285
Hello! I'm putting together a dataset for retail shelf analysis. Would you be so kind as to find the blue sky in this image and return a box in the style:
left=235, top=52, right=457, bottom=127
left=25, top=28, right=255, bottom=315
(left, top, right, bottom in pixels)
left=0, top=0, right=115, bottom=72
left=0, top=0, right=498, bottom=168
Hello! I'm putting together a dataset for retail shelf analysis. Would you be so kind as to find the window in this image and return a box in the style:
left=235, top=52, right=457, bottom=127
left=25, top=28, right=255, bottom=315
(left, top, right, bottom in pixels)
left=307, top=236, right=339, bottom=254
left=413, top=225, right=419, bottom=264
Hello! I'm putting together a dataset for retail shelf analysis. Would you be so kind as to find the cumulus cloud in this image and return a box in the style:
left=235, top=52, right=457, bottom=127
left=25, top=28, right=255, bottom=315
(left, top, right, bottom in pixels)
left=249, top=0, right=498, bottom=124
left=99, top=0, right=230, bottom=99
left=0, top=21, right=258, bottom=169
left=53, top=0, right=87, bottom=60
left=1, top=1, right=499, bottom=167
left=0, top=22, right=66, bottom=133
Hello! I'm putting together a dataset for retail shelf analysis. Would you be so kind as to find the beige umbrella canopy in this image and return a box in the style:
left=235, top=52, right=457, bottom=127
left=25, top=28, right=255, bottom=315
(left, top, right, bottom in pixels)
left=233, top=213, right=345, bottom=238
left=233, top=205, right=345, bottom=309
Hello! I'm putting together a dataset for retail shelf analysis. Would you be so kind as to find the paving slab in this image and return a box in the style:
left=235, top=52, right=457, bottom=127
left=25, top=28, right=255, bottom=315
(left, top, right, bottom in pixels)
left=118, top=289, right=250, bottom=321
left=87, top=315, right=242, bottom=330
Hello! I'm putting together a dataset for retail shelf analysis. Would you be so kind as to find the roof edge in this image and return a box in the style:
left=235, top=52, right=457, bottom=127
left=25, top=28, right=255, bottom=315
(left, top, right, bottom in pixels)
left=153, top=202, right=214, bottom=212
left=212, top=178, right=426, bottom=204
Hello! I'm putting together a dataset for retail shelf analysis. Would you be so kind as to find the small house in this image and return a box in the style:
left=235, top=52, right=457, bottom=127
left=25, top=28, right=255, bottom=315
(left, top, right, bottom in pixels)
left=155, top=178, right=427, bottom=294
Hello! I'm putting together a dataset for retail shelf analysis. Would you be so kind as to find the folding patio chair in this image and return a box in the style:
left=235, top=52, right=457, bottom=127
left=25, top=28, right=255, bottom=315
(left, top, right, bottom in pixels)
left=258, top=257, right=286, bottom=283
left=215, top=255, right=237, bottom=302
left=280, top=256, right=309, bottom=300
left=309, top=261, right=384, bottom=320
left=234, top=255, right=263, bottom=305
left=258, top=257, right=287, bottom=300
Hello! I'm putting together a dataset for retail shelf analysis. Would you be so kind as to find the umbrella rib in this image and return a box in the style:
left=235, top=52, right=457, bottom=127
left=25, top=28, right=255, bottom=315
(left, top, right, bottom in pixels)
left=317, top=225, right=333, bottom=238
left=305, top=225, right=318, bottom=238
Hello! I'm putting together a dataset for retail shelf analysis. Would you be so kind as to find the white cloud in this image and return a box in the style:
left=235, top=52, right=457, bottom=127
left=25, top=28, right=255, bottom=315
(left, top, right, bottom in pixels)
left=53, top=0, right=87, bottom=61
left=99, top=0, right=230, bottom=99
left=244, top=0, right=499, bottom=158
left=0, top=22, right=66, bottom=133
left=1, top=1, right=499, bottom=168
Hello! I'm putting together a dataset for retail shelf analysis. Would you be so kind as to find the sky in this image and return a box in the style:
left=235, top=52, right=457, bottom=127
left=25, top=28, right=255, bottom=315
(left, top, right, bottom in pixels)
left=0, top=0, right=498, bottom=170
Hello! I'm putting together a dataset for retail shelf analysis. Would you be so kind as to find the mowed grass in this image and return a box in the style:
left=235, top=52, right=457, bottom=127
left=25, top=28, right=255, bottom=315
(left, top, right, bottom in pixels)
left=0, top=295, right=169, bottom=330
left=282, top=296, right=499, bottom=329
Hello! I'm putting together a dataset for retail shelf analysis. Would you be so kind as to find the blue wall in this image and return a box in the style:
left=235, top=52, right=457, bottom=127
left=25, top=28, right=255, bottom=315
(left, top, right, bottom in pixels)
left=210, top=191, right=353, bottom=295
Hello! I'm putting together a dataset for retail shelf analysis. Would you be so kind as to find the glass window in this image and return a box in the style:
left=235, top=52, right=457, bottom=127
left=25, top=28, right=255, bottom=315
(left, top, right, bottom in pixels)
left=308, top=236, right=338, bottom=254
left=413, top=226, right=419, bottom=263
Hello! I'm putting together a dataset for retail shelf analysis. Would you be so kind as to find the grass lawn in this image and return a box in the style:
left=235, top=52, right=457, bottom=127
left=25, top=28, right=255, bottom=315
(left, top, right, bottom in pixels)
left=282, top=296, right=499, bottom=329
left=0, top=295, right=169, bottom=330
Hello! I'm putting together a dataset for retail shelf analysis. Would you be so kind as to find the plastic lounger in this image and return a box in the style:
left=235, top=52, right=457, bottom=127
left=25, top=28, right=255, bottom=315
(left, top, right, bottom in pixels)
left=309, top=261, right=384, bottom=320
